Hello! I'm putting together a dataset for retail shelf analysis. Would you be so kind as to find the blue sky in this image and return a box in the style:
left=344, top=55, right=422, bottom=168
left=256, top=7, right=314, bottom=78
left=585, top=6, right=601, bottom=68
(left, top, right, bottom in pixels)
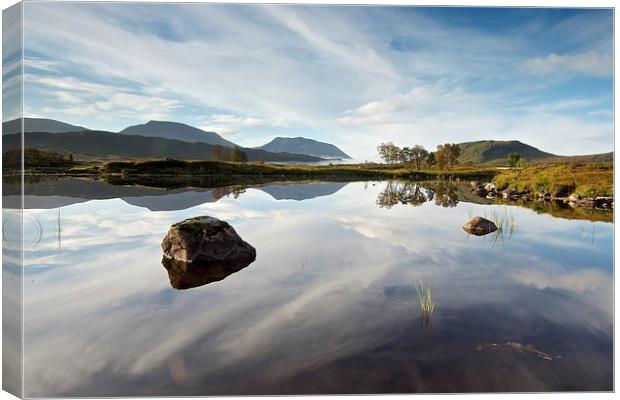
left=7, top=3, right=614, bottom=158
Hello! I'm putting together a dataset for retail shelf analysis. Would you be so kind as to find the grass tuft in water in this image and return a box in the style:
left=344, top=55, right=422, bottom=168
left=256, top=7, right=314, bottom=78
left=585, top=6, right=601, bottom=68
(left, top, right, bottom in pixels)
left=415, top=281, right=435, bottom=318
left=415, top=280, right=435, bottom=337
left=481, top=207, right=516, bottom=246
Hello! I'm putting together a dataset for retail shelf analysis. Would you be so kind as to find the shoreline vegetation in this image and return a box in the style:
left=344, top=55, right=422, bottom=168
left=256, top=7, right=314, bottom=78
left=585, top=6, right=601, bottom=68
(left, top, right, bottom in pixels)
left=3, top=147, right=613, bottom=214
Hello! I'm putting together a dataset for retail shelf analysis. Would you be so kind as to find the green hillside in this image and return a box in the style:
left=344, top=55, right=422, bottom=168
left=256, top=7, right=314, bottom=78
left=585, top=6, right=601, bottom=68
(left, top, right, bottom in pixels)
left=457, top=140, right=613, bottom=165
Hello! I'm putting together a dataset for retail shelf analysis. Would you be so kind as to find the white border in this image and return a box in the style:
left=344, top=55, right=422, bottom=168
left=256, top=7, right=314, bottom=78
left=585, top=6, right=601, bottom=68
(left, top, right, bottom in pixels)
left=0, top=1, right=616, bottom=400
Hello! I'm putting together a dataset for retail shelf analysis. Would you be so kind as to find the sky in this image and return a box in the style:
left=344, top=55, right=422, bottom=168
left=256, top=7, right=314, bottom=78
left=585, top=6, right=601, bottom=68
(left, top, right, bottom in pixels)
left=4, top=3, right=614, bottom=159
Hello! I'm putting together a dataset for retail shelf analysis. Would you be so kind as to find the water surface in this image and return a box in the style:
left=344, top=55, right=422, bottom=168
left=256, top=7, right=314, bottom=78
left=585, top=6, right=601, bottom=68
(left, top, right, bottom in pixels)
left=12, top=179, right=613, bottom=396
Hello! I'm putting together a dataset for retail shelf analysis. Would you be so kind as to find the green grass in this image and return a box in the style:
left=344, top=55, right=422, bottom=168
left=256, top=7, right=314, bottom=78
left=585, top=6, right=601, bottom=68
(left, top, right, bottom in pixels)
left=493, top=163, right=613, bottom=197
left=100, top=158, right=498, bottom=181
left=415, top=281, right=435, bottom=319
left=482, top=208, right=515, bottom=235
left=481, top=208, right=516, bottom=246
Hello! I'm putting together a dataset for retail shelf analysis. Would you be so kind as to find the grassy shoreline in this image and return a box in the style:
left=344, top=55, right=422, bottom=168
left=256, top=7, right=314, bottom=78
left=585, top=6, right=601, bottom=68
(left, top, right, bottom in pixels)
left=100, top=159, right=499, bottom=181
left=492, top=163, right=613, bottom=197
left=4, top=157, right=613, bottom=197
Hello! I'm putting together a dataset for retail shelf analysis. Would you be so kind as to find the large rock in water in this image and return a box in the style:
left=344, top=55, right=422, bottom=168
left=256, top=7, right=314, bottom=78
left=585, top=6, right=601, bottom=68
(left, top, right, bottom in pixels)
left=161, top=216, right=256, bottom=289
left=462, top=216, right=498, bottom=236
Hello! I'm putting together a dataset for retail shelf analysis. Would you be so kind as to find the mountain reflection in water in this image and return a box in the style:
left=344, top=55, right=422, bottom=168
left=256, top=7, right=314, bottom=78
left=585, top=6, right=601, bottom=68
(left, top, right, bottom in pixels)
left=11, top=178, right=614, bottom=396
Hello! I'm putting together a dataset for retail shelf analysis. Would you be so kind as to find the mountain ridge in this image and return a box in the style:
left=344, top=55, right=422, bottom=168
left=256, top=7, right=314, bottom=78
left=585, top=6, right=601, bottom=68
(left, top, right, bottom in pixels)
left=257, top=136, right=351, bottom=159
left=2, top=117, right=90, bottom=135
left=457, top=140, right=613, bottom=165
left=2, top=131, right=325, bottom=163
left=119, top=120, right=237, bottom=148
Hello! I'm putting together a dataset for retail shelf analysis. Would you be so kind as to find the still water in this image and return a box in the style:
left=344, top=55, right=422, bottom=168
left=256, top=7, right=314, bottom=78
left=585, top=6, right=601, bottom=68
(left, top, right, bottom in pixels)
left=9, top=179, right=614, bottom=395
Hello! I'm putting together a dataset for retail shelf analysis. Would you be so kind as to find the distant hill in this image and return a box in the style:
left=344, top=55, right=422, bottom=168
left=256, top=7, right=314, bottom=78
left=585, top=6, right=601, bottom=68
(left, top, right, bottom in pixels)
left=457, top=140, right=613, bottom=165
left=257, top=137, right=351, bottom=159
left=120, top=120, right=237, bottom=147
left=2, top=117, right=89, bottom=135
left=2, top=131, right=325, bottom=163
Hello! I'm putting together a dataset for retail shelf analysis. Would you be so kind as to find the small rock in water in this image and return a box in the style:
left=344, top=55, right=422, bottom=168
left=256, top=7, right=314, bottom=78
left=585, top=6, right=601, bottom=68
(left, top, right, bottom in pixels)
left=162, top=216, right=256, bottom=264
left=462, top=216, right=498, bottom=236
left=161, top=216, right=256, bottom=289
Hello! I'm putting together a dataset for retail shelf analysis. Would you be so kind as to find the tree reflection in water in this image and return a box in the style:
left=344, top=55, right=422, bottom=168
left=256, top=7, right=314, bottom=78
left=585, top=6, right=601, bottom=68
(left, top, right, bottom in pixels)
left=431, top=181, right=460, bottom=208
left=375, top=181, right=431, bottom=209
left=376, top=180, right=459, bottom=209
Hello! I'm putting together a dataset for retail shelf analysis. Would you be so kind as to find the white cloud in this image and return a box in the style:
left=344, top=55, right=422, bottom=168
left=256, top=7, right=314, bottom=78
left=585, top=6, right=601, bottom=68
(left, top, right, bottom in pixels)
left=26, top=74, right=180, bottom=122
left=55, top=91, right=82, bottom=104
left=197, top=125, right=237, bottom=136
left=196, top=113, right=290, bottom=137
left=19, top=3, right=614, bottom=157
left=335, top=80, right=612, bottom=157
left=264, top=6, right=398, bottom=79
left=524, top=51, right=612, bottom=78
left=212, top=114, right=263, bottom=126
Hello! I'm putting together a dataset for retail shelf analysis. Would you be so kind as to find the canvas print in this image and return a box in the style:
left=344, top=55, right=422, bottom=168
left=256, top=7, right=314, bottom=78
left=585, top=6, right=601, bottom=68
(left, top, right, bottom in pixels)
left=2, top=1, right=614, bottom=397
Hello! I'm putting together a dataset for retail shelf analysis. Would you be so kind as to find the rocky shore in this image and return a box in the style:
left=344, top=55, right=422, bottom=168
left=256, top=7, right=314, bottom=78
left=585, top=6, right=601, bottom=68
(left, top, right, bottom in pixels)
left=470, top=181, right=613, bottom=210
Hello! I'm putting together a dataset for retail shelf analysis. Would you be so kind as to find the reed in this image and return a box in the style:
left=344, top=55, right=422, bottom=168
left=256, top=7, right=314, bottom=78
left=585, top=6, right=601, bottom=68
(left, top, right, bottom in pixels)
left=415, top=281, right=435, bottom=318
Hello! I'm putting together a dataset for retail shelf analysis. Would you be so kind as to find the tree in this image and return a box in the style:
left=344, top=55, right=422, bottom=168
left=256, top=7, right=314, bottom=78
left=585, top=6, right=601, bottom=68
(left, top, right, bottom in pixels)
left=400, top=147, right=413, bottom=164
left=507, top=152, right=521, bottom=167
left=435, top=145, right=447, bottom=170
left=212, top=145, right=224, bottom=161
left=409, top=145, right=429, bottom=170
left=436, top=143, right=460, bottom=170
left=231, top=146, right=247, bottom=162
left=377, top=142, right=401, bottom=164
left=515, top=158, right=528, bottom=168
left=445, top=143, right=461, bottom=169
left=426, top=152, right=436, bottom=168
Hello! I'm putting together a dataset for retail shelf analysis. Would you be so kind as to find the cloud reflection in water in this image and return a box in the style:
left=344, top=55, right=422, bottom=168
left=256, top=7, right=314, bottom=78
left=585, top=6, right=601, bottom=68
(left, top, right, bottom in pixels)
left=21, top=181, right=613, bottom=396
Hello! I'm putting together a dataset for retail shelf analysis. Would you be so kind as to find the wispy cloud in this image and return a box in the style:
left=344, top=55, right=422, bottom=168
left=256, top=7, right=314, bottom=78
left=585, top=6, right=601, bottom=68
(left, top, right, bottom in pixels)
left=26, top=74, right=180, bottom=123
left=15, top=3, right=614, bottom=156
left=523, top=51, right=612, bottom=78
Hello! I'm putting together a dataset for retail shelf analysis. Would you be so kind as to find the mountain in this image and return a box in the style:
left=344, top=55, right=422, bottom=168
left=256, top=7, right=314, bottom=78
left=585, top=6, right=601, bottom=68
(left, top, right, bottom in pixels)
left=3, top=131, right=324, bottom=163
left=457, top=140, right=613, bottom=165
left=120, top=120, right=237, bottom=147
left=257, top=137, right=351, bottom=159
left=2, top=117, right=89, bottom=135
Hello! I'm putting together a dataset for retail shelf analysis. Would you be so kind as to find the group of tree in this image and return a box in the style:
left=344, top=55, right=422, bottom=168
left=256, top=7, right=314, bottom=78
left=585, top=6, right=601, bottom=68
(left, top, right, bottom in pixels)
left=435, top=143, right=461, bottom=170
left=376, top=142, right=461, bottom=170
left=506, top=152, right=527, bottom=168
left=211, top=145, right=248, bottom=162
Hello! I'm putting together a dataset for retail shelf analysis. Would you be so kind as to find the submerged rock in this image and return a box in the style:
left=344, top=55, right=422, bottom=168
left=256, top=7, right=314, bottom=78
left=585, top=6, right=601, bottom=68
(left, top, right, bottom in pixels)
left=462, top=216, right=498, bottom=236
left=161, top=216, right=256, bottom=289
